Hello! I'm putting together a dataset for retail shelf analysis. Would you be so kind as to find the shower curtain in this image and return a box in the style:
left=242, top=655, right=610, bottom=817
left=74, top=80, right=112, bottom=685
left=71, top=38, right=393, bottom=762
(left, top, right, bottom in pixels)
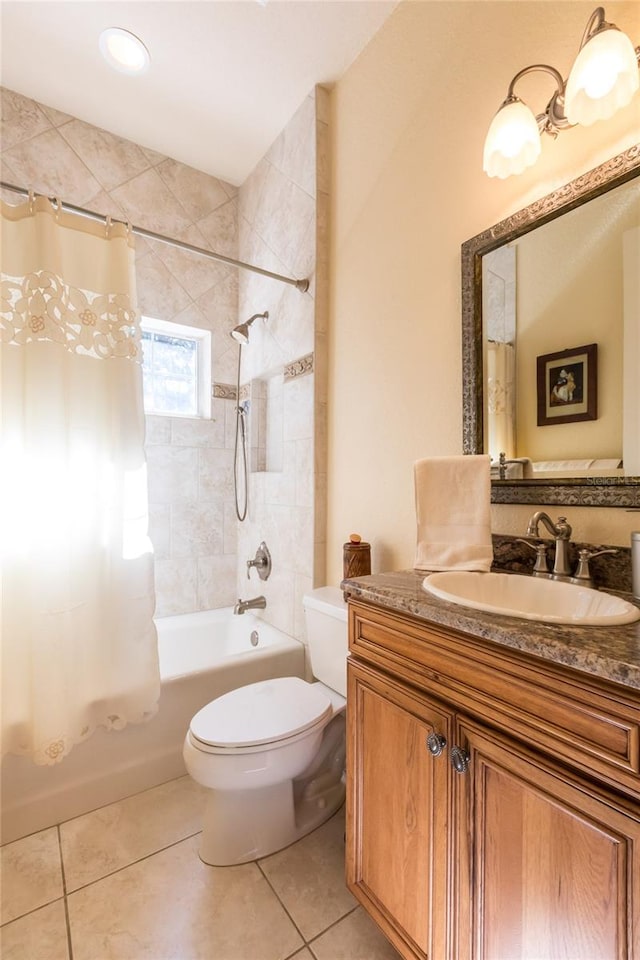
left=486, top=340, right=516, bottom=462
left=0, top=196, right=160, bottom=765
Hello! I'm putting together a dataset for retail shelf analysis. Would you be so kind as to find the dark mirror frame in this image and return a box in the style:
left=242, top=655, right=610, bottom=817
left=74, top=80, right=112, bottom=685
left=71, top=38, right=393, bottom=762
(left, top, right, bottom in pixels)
left=461, top=144, right=640, bottom=508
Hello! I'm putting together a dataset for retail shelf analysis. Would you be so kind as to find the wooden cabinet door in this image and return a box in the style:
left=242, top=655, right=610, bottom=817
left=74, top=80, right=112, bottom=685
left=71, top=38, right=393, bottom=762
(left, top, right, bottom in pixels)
left=455, top=717, right=640, bottom=960
left=346, top=659, right=453, bottom=960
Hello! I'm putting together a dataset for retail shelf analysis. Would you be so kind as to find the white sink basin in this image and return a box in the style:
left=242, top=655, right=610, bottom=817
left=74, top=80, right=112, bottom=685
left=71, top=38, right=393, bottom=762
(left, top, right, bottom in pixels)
left=422, top=571, right=640, bottom=626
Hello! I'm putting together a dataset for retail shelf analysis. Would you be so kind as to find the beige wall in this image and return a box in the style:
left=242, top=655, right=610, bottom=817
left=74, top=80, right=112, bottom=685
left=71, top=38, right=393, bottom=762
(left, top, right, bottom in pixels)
left=515, top=183, right=638, bottom=462
left=327, top=0, right=640, bottom=582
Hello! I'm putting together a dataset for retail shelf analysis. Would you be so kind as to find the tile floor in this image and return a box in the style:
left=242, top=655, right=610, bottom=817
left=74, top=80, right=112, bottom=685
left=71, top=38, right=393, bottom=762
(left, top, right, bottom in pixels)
left=1, top=776, right=401, bottom=960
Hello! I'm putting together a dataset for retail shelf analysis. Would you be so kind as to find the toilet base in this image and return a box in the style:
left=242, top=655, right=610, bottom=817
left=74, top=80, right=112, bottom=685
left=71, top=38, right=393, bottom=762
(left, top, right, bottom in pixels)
left=198, top=713, right=346, bottom=865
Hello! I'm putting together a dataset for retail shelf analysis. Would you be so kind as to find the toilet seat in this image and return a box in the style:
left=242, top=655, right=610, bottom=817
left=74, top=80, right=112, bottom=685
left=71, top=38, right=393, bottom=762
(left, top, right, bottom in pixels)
left=189, top=677, right=333, bottom=754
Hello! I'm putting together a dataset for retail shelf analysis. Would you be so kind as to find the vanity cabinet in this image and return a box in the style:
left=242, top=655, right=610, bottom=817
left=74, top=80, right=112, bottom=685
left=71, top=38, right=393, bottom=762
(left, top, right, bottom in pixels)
left=346, top=599, right=640, bottom=960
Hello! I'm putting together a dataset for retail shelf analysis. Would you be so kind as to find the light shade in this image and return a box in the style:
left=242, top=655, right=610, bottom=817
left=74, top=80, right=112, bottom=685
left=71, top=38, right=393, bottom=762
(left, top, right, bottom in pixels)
left=565, top=27, right=639, bottom=125
left=483, top=99, right=542, bottom=179
left=99, top=28, right=150, bottom=75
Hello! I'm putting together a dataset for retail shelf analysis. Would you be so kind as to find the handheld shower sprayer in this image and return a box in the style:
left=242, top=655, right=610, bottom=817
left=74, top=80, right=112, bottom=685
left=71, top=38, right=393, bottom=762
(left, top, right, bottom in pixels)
left=231, top=310, right=268, bottom=521
left=230, top=311, right=269, bottom=345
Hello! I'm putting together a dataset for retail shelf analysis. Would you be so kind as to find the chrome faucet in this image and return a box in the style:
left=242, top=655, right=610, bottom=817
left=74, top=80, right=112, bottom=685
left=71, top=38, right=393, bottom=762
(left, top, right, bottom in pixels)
left=233, top=595, right=267, bottom=615
left=525, top=511, right=573, bottom=579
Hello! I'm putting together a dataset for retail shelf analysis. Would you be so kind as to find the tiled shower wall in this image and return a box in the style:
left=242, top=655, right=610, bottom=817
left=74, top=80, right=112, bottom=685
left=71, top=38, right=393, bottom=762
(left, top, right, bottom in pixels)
left=235, top=88, right=329, bottom=640
left=1, top=85, right=328, bottom=626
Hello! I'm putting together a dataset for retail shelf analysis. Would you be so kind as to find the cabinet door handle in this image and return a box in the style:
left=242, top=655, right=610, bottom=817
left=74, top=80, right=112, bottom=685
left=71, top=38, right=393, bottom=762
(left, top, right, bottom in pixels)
left=426, top=732, right=447, bottom=757
left=450, top=745, right=470, bottom=774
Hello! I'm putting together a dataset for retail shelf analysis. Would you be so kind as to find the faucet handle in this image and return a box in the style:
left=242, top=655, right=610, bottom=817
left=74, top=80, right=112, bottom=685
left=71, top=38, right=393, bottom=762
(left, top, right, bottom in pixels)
left=579, top=548, right=618, bottom=560
left=572, top=548, right=618, bottom=588
left=246, top=541, right=272, bottom=581
left=516, top=539, right=550, bottom=575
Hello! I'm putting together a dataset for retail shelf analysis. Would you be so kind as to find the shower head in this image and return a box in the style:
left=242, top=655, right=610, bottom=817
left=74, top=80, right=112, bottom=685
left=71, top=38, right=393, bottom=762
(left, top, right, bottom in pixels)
left=230, top=311, right=269, bottom=345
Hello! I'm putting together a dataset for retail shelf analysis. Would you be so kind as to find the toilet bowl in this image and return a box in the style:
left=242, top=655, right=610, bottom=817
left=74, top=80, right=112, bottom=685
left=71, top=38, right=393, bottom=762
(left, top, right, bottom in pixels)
left=183, top=587, right=348, bottom=865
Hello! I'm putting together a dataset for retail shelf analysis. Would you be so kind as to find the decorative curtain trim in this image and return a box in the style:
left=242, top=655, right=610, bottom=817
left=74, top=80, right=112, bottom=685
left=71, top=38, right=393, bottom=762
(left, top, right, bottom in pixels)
left=1, top=270, right=141, bottom=360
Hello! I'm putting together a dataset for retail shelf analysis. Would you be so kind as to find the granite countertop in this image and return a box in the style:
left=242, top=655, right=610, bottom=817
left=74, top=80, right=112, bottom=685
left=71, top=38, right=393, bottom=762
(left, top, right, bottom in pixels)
left=341, top=570, right=640, bottom=691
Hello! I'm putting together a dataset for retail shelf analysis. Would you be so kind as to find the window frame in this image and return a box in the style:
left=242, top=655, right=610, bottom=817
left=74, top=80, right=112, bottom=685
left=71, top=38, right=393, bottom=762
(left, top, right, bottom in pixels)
left=140, top=316, right=211, bottom=420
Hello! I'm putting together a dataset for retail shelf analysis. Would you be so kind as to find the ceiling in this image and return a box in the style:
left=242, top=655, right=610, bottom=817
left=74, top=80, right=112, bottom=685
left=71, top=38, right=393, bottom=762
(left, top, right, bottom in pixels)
left=0, top=0, right=397, bottom=185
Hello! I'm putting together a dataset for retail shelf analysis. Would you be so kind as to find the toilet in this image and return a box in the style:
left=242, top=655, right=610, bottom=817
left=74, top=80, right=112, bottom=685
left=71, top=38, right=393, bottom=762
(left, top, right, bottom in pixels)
left=183, top=586, right=348, bottom=865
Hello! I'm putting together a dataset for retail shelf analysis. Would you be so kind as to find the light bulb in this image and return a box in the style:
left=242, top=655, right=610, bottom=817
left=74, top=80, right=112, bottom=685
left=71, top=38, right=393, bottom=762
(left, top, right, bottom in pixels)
left=565, top=27, right=639, bottom=125
left=483, top=99, right=541, bottom=179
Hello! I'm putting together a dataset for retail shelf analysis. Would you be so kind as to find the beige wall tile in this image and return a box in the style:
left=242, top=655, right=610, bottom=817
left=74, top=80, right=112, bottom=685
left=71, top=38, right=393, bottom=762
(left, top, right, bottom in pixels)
left=171, top=500, right=224, bottom=558
left=111, top=168, right=192, bottom=238
left=148, top=503, right=170, bottom=561
left=1, top=828, right=63, bottom=925
left=171, top=415, right=225, bottom=450
left=253, top=165, right=315, bottom=273
left=153, top=224, right=234, bottom=302
left=284, top=375, right=314, bottom=442
left=3, top=128, right=101, bottom=204
left=267, top=93, right=317, bottom=199
left=1, top=88, right=51, bottom=151
left=196, top=554, right=237, bottom=609
left=146, top=445, right=199, bottom=504
left=156, top=157, right=234, bottom=221
left=144, top=415, right=171, bottom=446
left=58, top=119, right=150, bottom=191
left=197, top=197, right=239, bottom=261
left=153, top=558, right=197, bottom=616
left=136, top=250, right=192, bottom=321
left=198, top=446, right=235, bottom=501
left=0, top=899, right=69, bottom=960
left=67, top=835, right=303, bottom=960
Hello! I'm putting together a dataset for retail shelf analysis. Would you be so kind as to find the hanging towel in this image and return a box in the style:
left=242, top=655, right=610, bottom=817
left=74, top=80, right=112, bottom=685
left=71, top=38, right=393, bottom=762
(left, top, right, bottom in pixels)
left=414, top=455, right=493, bottom=572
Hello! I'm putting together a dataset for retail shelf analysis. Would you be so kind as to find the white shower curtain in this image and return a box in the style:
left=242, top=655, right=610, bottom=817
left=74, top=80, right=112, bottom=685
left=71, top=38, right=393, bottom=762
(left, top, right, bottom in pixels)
left=486, top=340, right=516, bottom=462
left=1, top=197, right=160, bottom=765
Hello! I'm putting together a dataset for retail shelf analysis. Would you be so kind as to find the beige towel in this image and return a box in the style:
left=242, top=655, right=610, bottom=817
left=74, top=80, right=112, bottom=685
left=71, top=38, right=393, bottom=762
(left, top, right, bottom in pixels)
left=414, top=455, right=493, bottom=572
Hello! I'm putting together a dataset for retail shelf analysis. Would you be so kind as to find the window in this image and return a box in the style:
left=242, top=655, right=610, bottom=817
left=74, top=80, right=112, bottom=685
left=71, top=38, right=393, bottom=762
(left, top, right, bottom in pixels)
left=141, top=317, right=211, bottom=418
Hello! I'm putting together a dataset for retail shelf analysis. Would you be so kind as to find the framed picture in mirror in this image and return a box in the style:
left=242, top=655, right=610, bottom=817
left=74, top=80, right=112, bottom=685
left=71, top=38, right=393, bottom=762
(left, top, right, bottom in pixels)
left=536, top=343, right=597, bottom=426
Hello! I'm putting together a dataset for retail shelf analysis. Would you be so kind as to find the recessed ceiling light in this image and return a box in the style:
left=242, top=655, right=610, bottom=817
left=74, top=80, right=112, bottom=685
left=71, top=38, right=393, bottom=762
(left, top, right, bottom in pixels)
left=99, top=27, right=150, bottom=75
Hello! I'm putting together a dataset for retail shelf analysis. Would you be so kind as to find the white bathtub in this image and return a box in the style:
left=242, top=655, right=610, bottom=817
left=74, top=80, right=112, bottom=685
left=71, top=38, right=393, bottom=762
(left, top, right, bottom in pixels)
left=1, top=610, right=305, bottom=843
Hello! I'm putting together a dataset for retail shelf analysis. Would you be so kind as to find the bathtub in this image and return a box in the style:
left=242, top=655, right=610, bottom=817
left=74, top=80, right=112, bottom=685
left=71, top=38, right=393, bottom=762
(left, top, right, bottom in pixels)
left=1, top=610, right=305, bottom=843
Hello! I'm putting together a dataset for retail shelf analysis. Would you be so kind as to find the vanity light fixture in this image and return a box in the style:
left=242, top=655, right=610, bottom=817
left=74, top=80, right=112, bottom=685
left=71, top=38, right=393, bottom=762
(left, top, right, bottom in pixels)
left=99, top=27, right=150, bottom=75
left=483, top=6, right=639, bottom=179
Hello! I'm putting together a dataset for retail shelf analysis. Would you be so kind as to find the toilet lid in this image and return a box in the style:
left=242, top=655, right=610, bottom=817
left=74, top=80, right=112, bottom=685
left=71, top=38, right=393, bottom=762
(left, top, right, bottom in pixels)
left=189, top=677, right=333, bottom=749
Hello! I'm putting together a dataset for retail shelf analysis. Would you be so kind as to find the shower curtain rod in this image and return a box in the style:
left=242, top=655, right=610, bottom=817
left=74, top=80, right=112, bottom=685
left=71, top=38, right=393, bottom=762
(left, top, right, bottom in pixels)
left=0, top=181, right=310, bottom=293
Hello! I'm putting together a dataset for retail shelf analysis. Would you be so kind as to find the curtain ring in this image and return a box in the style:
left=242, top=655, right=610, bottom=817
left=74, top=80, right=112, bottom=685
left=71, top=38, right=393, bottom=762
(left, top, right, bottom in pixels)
left=105, top=215, right=112, bottom=238
left=52, top=197, right=61, bottom=220
left=28, top=189, right=35, bottom=213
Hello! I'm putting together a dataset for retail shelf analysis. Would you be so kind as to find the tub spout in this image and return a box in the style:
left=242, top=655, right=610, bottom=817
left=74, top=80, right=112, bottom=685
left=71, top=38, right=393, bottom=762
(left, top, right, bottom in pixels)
left=233, top=595, right=267, bottom=615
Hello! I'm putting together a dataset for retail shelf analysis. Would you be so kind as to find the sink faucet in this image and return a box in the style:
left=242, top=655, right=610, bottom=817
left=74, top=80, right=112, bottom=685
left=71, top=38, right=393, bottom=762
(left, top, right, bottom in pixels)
left=233, top=595, right=267, bottom=615
left=525, top=511, right=573, bottom=579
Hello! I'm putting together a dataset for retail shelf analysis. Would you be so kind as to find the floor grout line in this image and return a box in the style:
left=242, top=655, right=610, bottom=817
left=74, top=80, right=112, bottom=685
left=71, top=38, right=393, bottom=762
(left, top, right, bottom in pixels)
left=306, top=903, right=360, bottom=947
left=5, top=789, right=372, bottom=959
left=56, top=824, right=74, bottom=960
left=63, top=827, right=204, bottom=896
left=256, top=859, right=308, bottom=947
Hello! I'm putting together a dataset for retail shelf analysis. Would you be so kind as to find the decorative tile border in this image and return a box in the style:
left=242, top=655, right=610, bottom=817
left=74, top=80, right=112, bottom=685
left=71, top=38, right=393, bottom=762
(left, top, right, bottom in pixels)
left=284, top=352, right=314, bottom=381
left=212, top=382, right=237, bottom=400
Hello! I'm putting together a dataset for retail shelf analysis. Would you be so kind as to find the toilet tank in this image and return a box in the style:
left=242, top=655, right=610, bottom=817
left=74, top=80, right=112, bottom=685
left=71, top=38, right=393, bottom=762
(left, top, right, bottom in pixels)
left=303, top=587, right=348, bottom=697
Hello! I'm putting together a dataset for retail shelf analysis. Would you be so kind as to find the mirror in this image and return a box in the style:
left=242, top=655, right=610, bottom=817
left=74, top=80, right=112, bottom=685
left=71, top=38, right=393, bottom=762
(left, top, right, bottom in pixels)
left=462, top=146, right=640, bottom=507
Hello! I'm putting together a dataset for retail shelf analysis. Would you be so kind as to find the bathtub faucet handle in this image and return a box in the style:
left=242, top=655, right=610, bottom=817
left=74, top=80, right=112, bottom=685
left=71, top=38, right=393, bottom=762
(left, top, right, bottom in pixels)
left=246, top=541, right=272, bottom=581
